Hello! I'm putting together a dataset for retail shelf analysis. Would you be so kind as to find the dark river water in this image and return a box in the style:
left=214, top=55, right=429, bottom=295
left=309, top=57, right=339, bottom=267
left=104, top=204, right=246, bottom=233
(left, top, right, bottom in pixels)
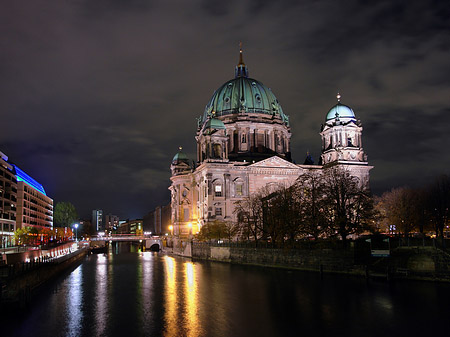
left=3, top=243, right=450, bottom=337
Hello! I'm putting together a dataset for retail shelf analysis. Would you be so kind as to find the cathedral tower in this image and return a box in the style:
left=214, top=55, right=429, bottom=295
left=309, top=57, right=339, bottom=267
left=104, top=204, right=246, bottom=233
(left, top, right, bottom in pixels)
left=320, top=94, right=367, bottom=165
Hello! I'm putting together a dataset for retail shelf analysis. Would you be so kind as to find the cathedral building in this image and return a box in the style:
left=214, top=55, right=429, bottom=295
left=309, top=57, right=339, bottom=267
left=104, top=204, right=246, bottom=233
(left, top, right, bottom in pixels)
left=170, top=49, right=372, bottom=237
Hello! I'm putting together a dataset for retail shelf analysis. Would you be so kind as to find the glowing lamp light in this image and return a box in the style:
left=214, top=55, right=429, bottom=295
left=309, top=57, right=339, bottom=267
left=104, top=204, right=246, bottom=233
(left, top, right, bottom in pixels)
left=73, top=223, right=79, bottom=242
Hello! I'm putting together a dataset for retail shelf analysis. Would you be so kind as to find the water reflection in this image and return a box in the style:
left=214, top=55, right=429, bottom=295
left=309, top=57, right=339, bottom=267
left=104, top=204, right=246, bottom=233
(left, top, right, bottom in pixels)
left=184, top=262, right=201, bottom=336
left=5, top=251, right=450, bottom=337
left=164, top=255, right=177, bottom=336
left=141, top=252, right=154, bottom=332
left=66, top=264, right=83, bottom=337
left=94, top=254, right=108, bottom=336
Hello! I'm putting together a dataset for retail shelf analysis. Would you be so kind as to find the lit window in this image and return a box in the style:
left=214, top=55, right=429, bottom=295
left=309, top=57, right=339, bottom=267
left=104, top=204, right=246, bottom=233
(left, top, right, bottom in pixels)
left=236, top=184, right=243, bottom=196
left=215, top=185, right=222, bottom=197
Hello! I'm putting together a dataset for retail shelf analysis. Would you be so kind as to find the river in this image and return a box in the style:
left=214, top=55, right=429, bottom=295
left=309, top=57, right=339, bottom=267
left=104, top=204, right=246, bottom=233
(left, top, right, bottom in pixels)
left=3, top=242, right=450, bottom=337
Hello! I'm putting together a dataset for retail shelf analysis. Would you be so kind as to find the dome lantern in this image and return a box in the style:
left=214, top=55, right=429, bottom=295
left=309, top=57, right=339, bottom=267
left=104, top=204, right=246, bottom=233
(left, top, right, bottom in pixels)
left=235, top=42, right=248, bottom=78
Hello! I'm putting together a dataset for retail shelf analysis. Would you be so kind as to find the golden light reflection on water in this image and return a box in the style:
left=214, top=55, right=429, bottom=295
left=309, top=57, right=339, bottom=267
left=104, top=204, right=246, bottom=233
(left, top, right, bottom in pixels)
left=184, top=262, right=200, bottom=337
left=164, top=256, right=177, bottom=337
left=163, top=257, right=202, bottom=337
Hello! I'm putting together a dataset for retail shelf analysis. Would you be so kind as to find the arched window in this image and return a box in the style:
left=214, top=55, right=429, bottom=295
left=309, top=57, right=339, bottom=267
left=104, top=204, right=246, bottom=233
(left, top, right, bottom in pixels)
left=213, top=144, right=222, bottom=158
left=233, top=178, right=245, bottom=197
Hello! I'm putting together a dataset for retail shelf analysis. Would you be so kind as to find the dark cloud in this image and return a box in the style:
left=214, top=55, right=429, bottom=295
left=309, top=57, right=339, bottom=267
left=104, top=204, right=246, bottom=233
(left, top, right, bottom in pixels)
left=1, top=0, right=449, bottom=218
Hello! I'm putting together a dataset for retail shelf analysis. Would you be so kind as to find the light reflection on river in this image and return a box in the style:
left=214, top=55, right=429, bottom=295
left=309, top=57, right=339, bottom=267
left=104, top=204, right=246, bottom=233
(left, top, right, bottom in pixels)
left=3, top=242, right=450, bottom=337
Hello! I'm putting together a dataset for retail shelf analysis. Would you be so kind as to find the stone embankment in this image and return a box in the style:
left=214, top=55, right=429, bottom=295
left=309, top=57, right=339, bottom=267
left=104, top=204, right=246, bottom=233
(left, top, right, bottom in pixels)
left=163, top=239, right=450, bottom=282
left=0, top=246, right=87, bottom=307
left=191, top=242, right=367, bottom=276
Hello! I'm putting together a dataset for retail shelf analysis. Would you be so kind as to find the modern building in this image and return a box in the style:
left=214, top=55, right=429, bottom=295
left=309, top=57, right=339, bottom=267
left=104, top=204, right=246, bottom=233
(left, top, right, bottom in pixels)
left=14, top=165, right=53, bottom=230
left=170, top=49, right=372, bottom=237
left=105, top=214, right=119, bottom=232
left=143, top=204, right=171, bottom=235
left=1, top=150, right=53, bottom=246
left=0, top=151, right=18, bottom=248
left=117, top=219, right=143, bottom=235
left=92, top=209, right=103, bottom=232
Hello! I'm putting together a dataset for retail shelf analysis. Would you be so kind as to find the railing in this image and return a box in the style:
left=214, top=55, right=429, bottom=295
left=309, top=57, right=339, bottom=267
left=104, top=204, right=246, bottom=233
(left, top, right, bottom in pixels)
left=0, top=244, right=85, bottom=278
left=90, top=235, right=157, bottom=241
left=192, top=239, right=348, bottom=250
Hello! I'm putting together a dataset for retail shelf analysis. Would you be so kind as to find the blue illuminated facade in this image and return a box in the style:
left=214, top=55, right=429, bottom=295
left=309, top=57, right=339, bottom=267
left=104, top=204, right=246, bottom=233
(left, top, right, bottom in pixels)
left=12, top=164, right=47, bottom=195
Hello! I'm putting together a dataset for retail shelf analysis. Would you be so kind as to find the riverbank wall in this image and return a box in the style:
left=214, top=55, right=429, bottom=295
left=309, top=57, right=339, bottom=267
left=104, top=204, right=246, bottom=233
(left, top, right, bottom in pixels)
left=0, top=247, right=88, bottom=307
left=191, top=242, right=367, bottom=275
left=163, top=240, right=450, bottom=282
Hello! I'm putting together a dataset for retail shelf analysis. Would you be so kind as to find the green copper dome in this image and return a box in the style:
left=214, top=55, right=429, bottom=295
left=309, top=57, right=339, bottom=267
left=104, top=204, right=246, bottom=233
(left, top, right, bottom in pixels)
left=326, top=103, right=356, bottom=121
left=203, top=117, right=226, bottom=135
left=172, top=148, right=190, bottom=166
left=201, top=77, right=288, bottom=125
left=204, top=117, right=225, bottom=130
left=199, top=48, right=289, bottom=127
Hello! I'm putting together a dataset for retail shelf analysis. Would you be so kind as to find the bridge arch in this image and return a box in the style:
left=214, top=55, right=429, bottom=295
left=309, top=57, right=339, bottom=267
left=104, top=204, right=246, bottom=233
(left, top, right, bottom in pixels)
left=149, top=243, right=160, bottom=252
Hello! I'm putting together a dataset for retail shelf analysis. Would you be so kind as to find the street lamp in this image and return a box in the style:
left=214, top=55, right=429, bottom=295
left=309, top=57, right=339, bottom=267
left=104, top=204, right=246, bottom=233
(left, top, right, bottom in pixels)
left=169, top=225, right=173, bottom=236
left=74, top=223, right=79, bottom=242
left=188, top=222, right=192, bottom=237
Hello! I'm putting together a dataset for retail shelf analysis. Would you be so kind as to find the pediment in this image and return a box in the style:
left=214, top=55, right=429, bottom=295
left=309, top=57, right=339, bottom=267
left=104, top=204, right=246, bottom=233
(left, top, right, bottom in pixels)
left=249, top=156, right=299, bottom=169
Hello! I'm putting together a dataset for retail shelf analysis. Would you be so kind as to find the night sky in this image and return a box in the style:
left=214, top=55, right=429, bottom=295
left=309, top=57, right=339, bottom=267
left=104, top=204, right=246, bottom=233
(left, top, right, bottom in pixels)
left=1, top=1, right=449, bottom=220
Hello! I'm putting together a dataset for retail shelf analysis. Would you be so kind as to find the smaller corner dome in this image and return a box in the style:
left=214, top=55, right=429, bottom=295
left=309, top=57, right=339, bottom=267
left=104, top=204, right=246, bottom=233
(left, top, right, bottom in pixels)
left=204, top=117, right=225, bottom=131
left=172, top=148, right=190, bottom=165
left=326, top=103, right=356, bottom=121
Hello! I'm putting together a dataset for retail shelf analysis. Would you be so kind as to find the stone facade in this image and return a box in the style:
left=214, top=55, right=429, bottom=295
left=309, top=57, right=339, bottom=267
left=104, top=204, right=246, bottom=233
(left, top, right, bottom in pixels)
left=170, top=51, right=372, bottom=237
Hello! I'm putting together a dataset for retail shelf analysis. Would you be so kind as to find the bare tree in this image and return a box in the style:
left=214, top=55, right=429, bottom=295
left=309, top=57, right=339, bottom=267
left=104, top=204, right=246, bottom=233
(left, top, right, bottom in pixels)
left=321, top=166, right=375, bottom=245
left=427, top=175, right=450, bottom=244
left=234, top=192, right=265, bottom=245
left=377, top=187, right=417, bottom=237
left=295, top=171, right=330, bottom=240
left=262, top=185, right=301, bottom=246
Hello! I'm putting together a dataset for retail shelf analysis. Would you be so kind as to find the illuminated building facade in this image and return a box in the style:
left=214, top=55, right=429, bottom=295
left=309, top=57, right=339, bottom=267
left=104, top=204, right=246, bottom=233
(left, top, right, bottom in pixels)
left=170, top=49, right=372, bottom=237
left=0, top=151, right=18, bottom=247
left=92, top=209, right=103, bottom=232
left=117, top=219, right=143, bottom=235
left=1, top=150, right=53, bottom=246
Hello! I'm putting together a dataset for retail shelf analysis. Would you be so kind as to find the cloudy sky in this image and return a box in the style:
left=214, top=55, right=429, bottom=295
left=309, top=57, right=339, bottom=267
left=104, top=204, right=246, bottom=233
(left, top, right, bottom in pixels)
left=1, top=0, right=449, bottom=219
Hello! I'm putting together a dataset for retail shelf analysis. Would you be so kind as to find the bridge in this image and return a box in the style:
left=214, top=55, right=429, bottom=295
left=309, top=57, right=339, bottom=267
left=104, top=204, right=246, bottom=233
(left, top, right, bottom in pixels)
left=89, top=235, right=163, bottom=251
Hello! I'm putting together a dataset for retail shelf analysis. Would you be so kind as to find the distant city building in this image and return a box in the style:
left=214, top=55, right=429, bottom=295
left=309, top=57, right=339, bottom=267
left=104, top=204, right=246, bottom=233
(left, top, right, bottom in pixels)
left=79, top=219, right=93, bottom=236
left=170, top=49, right=372, bottom=237
left=92, top=209, right=103, bottom=232
left=0, top=151, right=18, bottom=248
left=117, top=219, right=143, bottom=235
left=143, top=204, right=171, bottom=235
left=105, top=214, right=119, bottom=231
